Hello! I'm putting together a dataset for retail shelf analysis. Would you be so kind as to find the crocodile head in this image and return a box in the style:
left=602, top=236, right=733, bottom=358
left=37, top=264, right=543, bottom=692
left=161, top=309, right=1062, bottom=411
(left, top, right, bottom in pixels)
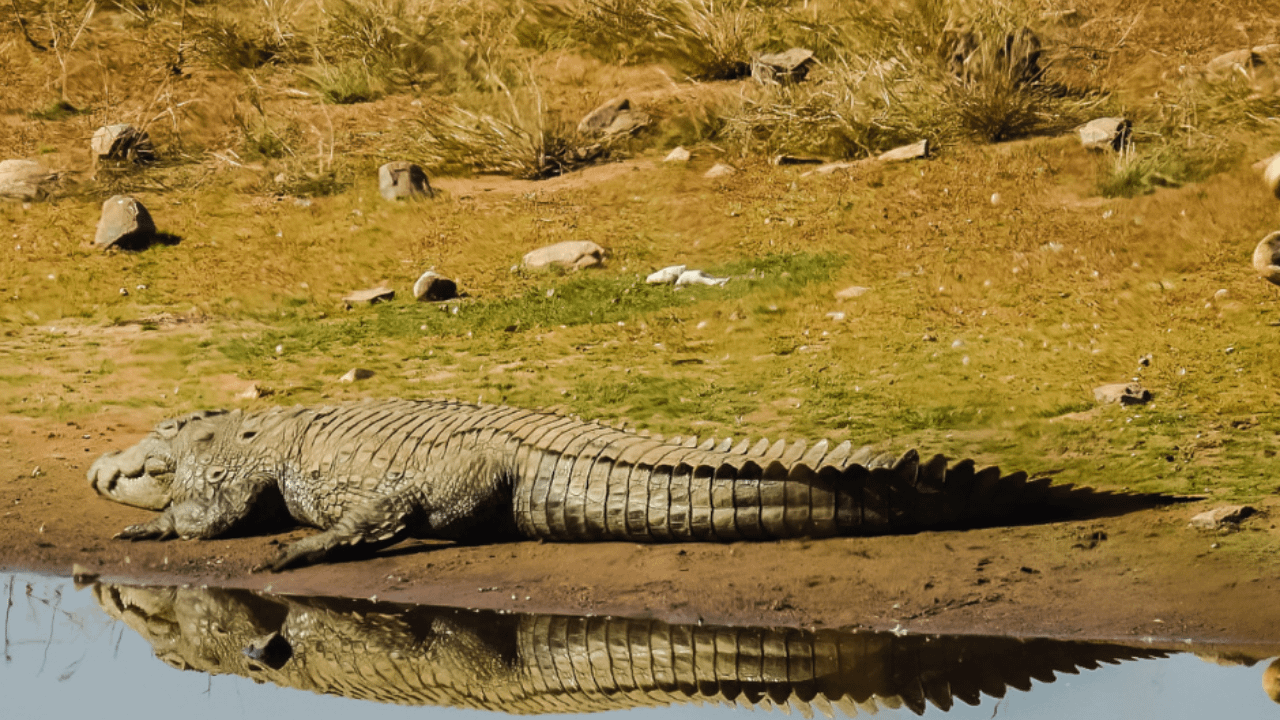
left=87, top=411, right=229, bottom=510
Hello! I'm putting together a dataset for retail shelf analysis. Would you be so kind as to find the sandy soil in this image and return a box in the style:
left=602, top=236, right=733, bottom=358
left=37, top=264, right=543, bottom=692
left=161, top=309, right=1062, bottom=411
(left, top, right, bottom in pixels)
left=3, top=407, right=1280, bottom=654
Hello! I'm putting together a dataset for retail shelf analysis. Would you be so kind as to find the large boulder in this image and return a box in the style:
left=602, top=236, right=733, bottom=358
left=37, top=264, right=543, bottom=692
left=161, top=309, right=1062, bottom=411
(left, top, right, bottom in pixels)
left=522, top=240, right=606, bottom=271
left=93, top=195, right=156, bottom=250
left=378, top=161, right=433, bottom=201
left=0, top=159, right=57, bottom=200
left=91, top=124, right=155, bottom=163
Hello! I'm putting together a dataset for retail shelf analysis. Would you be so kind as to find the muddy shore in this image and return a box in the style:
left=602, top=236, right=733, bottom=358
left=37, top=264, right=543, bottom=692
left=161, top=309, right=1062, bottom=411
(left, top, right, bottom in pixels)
left=4, top=411, right=1280, bottom=653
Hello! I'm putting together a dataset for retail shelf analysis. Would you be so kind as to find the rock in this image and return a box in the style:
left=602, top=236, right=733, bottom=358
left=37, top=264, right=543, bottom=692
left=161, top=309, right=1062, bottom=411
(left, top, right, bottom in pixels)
left=1253, top=231, right=1280, bottom=286
left=812, top=161, right=860, bottom=175
left=1188, top=504, right=1256, bottom=530
left=1078, top=117, right=1131, bottom=151
left=664, top=146, right=691, bottom=163
left=93, top=195, right=156, bottom=250
left=91, top=123, right=155, bottom=163
left=834, top=285, right=870, bottom=299
left=339, top=368, right=375, bottom=383
left=412, top=270, right=458, bottom=301
left=0, top=159, right=57, bottom=200
left=1092, top=382, right=1151, bottom=405
left=522, top=240, right=606, bottom=271
left=236, top=383, right=273, bottom=400
left=1206, top=48, right=1260, bottom=78
left=751, top=48, right=816, bottom=85
left=577, top=98, right=649, bottom=137
left=826, top=311, right=846, bottom=321
left=378, top=161, right=433, bottom=201
left=771, top=154, right=824, bottom=166
left=342, top=286, right=395, bottom=308
left=675, top=269, right=729, bottom=287
left=646, top=265, right=687, bottom=284
left=877, top=140, right=929, bottom=162
left=1264, top=154, right=1280, bottom=199
left=704, top=163, right=736, bottom=179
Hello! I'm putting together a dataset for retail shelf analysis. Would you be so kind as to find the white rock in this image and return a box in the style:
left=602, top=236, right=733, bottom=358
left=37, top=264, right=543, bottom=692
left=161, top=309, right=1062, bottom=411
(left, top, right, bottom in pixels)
left=522, top=240, right=606, bottom=271
left=1078, top=117, right=1131, bottom=151
left=834, top=285, right=870, bottom=299
left=0, top=159, right=56, bottom=200
left=1264, top=154, right=1280, bottom=199
left=342, top=286, right=395, bottom=307
left=339, top=368, right=375, bottom=383
left=1189, top=504, right=1255, bottom=530
left=826, top=311, right=846, bottom=321
left=646, top=265, right=687, bottom=284
left=1093, top=382, right=1151, bottom=405
left=412, top=271, right=458, bottom=301
left=378, top=161, right=433, bottom=201
left=664, top=146, right=691, bottom=163
left=876, top=139, right=929, bottom=162
left=1254, top=231, right=1280, bottom=286
left=704, top=163, right=736, bottom=179
left=675, top=270, right=729, bottom=287
left=91, top=124, right=155, bottom=162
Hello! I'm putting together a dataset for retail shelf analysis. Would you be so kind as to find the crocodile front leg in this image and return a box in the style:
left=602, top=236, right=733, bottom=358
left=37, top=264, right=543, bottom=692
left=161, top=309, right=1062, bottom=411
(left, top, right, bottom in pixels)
left=116, top=471, right=282, bottom=541
left=263, top=493, right=424, bottom=572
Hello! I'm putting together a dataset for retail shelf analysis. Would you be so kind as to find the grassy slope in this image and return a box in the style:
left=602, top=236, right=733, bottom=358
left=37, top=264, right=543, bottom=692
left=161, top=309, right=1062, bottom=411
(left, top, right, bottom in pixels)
left=0, top=0, right=1278, bottom=510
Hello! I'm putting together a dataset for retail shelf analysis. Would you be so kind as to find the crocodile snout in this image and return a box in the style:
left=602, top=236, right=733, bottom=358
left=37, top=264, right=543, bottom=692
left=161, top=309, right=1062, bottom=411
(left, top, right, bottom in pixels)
left=88, top=440, right=175, bottom=510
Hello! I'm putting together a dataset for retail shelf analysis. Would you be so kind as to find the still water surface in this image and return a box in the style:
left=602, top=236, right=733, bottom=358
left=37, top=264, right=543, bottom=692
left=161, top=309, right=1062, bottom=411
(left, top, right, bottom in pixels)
left=2, top=572, right=1276, bottom=719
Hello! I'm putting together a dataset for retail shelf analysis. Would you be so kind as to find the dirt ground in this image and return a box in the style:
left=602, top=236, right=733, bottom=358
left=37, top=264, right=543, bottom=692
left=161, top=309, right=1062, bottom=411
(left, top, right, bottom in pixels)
left=4, top=406, right=1280, bottom=656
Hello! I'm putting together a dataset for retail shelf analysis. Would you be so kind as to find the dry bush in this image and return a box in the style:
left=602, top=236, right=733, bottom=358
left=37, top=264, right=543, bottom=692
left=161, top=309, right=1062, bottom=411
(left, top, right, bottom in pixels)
left=414, top=87, right=610, bottom=179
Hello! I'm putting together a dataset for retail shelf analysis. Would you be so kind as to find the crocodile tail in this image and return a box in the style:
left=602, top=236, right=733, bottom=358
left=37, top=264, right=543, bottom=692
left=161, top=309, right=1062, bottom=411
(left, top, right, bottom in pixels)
left=517, top=435, right=1138, bottom=542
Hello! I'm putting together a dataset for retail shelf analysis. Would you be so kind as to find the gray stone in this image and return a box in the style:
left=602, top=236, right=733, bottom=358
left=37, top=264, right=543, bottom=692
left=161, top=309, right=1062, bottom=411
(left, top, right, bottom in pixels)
left=877, top=139, right=929, bottom=162
left=1188, top=504, right=1256, bottom=530
left=664, top=146, right=691, bottom=163
left=522, top=240, right=605, bottom=271
left=704, top=163, right=736, bottom=179
left=342, top=286, right=395, bottom=308
left=0, top=159, right=57, bottom=200
left=412, top=270, right=458, bottom=301
left=1078, top=117, right=1131, bottom=151
left=1254, top=231, right=1280, bottom=287
left=1092, top=382, right=1151, bottom=405
left=91, top=124, right=155, bottom=163
left=578, top=98, right=649, bottom=137
left=378, top=161, right=433, bottom=201
left=646, top=265, right=687, bottom=284
left=339, top=368, right=375, bottom=383
left=752, top=48, right=816, bottom=84
left=93, top=195, right=156, bottom=249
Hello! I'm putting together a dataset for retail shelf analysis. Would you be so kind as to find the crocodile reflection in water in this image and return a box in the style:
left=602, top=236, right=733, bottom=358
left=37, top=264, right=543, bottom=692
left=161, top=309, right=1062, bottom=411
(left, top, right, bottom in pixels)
left=94, top=582, right=1180, bottom=716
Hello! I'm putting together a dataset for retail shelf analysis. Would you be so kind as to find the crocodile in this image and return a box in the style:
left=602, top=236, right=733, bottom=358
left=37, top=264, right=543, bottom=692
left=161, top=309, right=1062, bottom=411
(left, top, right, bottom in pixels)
left=93, top=581, right=1171, bottom=715
left=88, top=398, right=1149, bottom=571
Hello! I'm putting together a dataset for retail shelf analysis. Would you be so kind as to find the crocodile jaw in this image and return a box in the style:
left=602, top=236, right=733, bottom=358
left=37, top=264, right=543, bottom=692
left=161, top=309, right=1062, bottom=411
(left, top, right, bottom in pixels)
left=87, top=437, right=175, bottom=510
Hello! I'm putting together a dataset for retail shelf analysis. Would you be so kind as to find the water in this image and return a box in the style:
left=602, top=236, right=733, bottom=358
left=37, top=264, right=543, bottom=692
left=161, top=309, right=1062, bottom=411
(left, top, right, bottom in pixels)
left=2, top=572, right=1277, bottom=719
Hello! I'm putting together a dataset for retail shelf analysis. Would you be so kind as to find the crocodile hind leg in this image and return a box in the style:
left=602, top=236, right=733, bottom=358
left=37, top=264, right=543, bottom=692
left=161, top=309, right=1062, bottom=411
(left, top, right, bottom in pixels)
left=263, top=493, right=425, bottom=572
